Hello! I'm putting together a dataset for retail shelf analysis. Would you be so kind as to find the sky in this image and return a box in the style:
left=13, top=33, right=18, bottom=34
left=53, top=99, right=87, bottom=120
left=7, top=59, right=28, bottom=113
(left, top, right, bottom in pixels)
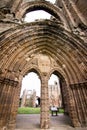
left=46, top=0, right=56, bottom=4
left=24, top=0, right=56, bottom=22
left=20, top=72, right=59, bottom=97
left=24, top=10, right=51, bottom=22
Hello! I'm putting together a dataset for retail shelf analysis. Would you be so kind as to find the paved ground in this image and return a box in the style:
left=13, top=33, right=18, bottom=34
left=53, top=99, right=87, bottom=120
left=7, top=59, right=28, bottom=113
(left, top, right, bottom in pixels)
left=15, top=114, right=87, bottom=130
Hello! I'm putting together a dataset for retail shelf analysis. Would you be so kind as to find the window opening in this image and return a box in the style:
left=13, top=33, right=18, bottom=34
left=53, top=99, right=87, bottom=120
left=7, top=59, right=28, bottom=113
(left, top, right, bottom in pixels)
left=24, top=10, right=51, bottom=22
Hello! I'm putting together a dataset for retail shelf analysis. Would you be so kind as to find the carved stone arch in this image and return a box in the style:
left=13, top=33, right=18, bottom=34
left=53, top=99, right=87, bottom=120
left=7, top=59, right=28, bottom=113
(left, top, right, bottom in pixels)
left=47, top=68, right=69, bottom=110
left=48, top=67, right=69, bottom=85
left=15, top=0, right=66, bottom=25
left=19, top=65, right=50, bottom=129
left=8, top=66, right=43, bottom=129
left=21, top=65, right=42, bottom=82
left=47, top=68, right=81, bottom=127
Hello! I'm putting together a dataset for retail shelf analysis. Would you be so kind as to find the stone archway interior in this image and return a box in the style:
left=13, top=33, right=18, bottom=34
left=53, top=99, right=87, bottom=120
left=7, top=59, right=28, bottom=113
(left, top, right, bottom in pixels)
left=0, top=0, right=87, bottom=130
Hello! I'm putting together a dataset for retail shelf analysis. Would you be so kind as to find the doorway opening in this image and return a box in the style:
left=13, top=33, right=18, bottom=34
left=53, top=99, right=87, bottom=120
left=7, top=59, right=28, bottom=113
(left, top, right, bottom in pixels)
left=16, top=71, right=41, bottom=129
left=48, top=74, right=63, bottom=113
left=20, top=72, right=41, bottom=108
left=48, top=72, right=72, bottom=127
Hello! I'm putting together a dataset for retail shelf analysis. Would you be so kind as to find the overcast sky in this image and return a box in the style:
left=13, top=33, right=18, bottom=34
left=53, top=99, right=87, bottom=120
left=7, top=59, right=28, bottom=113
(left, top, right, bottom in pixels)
left=24, top=10, right=51, bottom=22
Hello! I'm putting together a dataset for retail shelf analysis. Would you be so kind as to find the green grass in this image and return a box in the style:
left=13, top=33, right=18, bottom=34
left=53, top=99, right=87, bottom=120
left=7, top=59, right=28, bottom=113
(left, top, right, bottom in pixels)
left=18, top=107, right=40, bottom=114
left=18, top=107, right=64, bottom=114
left=58, top=108, right=64, bottom=113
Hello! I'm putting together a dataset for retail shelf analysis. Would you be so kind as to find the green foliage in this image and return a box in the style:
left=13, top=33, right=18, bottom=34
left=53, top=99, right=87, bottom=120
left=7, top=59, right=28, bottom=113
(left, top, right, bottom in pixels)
left=18, top=107, right=40, bottom=114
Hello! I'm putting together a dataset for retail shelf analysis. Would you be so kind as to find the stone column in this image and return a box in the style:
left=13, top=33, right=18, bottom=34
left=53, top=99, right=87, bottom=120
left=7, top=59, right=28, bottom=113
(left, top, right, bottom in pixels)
left=69, top=84, right=81, bottom=127
left=60, top=80, right=69, bottom=114
left=0, top=77, right=18, bottom=130
left=40, top=73, right=50, bottom=129
left=71, top=82, right=87, bottom=127
left=60, top=80, right=81, bottom=127
left=7, top=78, right=22, bottom=130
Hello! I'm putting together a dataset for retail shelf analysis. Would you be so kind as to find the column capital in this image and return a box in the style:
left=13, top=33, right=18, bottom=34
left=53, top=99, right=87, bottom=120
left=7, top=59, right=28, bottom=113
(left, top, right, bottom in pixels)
left=0, top=77, right=18, bottom=87
left=42, top=72, right=48, bottom=77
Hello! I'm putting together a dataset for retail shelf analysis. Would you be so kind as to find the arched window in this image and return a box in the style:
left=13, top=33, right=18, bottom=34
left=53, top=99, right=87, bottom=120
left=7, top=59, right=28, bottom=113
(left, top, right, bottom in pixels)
left=24, top=10, right=51, bottom=22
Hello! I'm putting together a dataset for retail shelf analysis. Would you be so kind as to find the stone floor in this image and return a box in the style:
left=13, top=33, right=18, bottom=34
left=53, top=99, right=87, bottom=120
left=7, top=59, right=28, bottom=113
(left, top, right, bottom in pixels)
left=15, top=114, right=87, bottom=130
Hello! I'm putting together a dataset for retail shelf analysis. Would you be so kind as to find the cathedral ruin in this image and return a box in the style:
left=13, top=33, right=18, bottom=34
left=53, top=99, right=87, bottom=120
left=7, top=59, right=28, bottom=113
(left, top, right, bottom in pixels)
left=0, top=0, right=87, bottom=130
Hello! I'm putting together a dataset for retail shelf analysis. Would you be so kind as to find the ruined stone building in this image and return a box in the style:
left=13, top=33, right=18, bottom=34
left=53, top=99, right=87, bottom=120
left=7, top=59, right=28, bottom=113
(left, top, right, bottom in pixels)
left=20, top=81, right=61, bottom=108
left=20, top=89, right=36, bottom=107
left=0, top=0, right=87, bottom=130
left=49, top=81, right=62, bottom=107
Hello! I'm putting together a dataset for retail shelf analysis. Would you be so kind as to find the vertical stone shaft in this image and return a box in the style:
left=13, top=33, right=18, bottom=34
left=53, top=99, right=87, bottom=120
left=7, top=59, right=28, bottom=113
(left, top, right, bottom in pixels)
left=68, top=84, right=81, bottom=127
left=81, top=83, right=87, bottom=120
left=61, top=81, right=69, bottom=114
left=72, top=86, right=82, bottom=124
left=0, top=82, right=8, bottom=127
left=0, top=77, right=18, bottom=130
left=70, top=82, right=87, bottom=127
left=8, top=81, right=21, bottom=130
left=77, top=85, right=85, bottom=123
left=40, top=74, right=49, bottom=129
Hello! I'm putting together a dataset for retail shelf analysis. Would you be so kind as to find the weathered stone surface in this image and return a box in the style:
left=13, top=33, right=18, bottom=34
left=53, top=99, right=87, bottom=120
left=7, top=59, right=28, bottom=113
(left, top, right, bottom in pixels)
left=0, top=0, right=87, bottom=129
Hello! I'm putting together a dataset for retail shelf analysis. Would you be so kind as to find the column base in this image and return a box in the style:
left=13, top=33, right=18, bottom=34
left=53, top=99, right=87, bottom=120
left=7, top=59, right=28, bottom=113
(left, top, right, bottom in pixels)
left=7, top=120, right=16, bottom=130
left=73, top=120, right=81, bottom=127
left=0, top=126, right=7, bottom=130
left=41, top=119, right=49, bottom=129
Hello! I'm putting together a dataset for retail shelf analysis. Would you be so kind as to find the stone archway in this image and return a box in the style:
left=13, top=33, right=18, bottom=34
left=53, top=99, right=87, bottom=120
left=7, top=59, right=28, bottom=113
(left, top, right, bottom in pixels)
left=48, top=68, right=87, bottom=127
left=48, top=69, right=79, bottom=127
left=16, top=66, right=50, bottom=129
left=0, top=13, right=87, bottom=130
left=14, top=0, right=65, bottom=24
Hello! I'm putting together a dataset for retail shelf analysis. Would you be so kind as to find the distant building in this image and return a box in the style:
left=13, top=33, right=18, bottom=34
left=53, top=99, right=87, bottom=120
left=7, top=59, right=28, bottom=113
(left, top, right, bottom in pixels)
left=48, top=81, right=62, bottom=107
left=20, top=82, right=62, bottom=108
left=21, top=89, right=36, bottom=107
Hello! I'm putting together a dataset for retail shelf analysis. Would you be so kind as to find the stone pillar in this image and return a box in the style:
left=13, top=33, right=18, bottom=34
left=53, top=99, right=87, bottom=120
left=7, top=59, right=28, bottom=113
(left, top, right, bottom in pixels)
left=70, top=82, right=87, bottom=127
left=69, top=84, right=81, bottom=127
left=0, top=77, right=18, bottom=130
left=40, top=73, right=50, bottom=129
left=7, top=79, right=21, bottom=130
left=60, top=80, right=81, bottom=127
left=60, top=80, right=69, bottom=114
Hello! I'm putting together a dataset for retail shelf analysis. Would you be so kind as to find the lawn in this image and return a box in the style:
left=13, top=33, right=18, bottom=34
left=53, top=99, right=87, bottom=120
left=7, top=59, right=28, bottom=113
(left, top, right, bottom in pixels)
left=18, top=107, right=40, bottom=114
left=18, top=107, right=64, bottom=114
left=58, top=108, right=64, bottom=113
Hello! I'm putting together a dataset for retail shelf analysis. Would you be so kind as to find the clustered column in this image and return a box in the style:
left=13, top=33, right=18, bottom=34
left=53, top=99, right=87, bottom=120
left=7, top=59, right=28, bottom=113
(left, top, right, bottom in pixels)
left=40, top=73, right=50, bottom=129
left=60, top=81, right=69, bottom=114
left=70, top=82, right=87, bottom=127
left=65, top=83, right=81, bottom=127
left=0, top=77, right=18, bottom=130
left=58, top=80, right=81, bottom=127
left=7, top=80, right=21, bottom=130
